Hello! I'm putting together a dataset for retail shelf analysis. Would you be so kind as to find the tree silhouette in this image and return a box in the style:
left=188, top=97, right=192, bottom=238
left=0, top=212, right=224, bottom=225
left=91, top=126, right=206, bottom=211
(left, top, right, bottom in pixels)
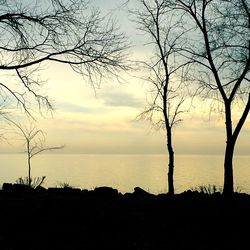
left=166, top=0, right=249, bottom=195
left=133, top=0, right=187, bottom=195
left=6, top=118, right=63, bottom=187
left=0, top=0, right=128, bottom=115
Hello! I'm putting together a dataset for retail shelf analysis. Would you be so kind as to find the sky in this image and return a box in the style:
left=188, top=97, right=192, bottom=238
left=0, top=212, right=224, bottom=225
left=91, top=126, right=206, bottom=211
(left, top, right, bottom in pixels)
left=0, top=0, right=249, bottom=155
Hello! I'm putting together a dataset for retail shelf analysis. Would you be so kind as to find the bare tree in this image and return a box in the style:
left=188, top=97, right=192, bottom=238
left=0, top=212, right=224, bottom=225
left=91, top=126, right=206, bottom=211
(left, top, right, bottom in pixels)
left=0, top=0, right=128, bottom=115
left=166, top=0, right=250, bottom=195
left=6, top=118, right=64, bottom=187
left=133, top=0, right=187, bottom=195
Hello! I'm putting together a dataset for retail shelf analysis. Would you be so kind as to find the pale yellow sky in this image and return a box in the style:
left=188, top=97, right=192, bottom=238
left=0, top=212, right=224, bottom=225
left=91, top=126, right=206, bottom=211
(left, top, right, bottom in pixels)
left=0, top=0, right=249, bottom=156
left=1, top=61, right=249, bottom=155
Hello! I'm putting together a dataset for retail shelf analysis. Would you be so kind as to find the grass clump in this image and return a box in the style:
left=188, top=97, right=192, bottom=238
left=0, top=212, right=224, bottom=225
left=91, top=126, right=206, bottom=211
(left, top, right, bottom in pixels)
left=190, top=184, right=243, bottom=194
left=15, top=176, right=46, bottom=189
left=57, top=182, right=74, bottom=189
left=190, top=184, right=223, bottom=194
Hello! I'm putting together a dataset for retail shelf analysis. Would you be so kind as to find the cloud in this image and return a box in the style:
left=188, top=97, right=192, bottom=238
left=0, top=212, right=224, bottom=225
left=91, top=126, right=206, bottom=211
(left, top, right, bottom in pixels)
left=54, top=102, right=102, bottom=114
left=101, top=91, right=144, bottom=108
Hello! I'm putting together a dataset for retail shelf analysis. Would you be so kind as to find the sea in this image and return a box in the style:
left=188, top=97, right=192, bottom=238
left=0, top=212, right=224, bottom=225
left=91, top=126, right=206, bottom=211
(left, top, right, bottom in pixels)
left=1, top=154, right=250, bottom=194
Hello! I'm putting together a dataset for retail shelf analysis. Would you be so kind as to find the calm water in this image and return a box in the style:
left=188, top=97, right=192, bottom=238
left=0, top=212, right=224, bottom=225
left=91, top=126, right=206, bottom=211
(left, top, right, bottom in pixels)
left=0, top=154, right=250, bottom=194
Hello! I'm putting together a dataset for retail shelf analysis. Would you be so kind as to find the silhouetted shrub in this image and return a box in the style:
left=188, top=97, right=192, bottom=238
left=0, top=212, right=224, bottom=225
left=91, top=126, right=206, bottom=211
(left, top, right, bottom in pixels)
left=190, top=184, right=223, bottom=194
left=15, top=176, right=46, bottom=189
left=57, top=182, right=73, bottom=188
left=190, top=184, right=243, bottom=194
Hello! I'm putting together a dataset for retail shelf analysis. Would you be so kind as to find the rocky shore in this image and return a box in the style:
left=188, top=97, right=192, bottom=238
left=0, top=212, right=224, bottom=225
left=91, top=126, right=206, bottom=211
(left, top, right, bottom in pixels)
left=0, top=184, right=250, bottom=250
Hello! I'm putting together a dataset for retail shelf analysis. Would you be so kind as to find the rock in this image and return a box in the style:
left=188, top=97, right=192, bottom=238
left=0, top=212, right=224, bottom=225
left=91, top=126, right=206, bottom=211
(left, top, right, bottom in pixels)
left=35, top=186, right=47, bottom=192
left=2, top=183, right=13, bottom=191
left=48, top=187, right=81, bottom=195
left=12, top=184, right=33, bottom=192
left=133, top=187, right=153, bottom=197
left=2, top=183, right=33, bottom=192
left=93, top=186, right=119, bottom=197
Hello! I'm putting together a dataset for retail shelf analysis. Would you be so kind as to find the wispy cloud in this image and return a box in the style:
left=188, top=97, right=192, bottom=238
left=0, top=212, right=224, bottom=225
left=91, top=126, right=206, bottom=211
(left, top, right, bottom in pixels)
left=101, top=91, right=144, bottom=108
left=55, top=102, right=103, bottom=114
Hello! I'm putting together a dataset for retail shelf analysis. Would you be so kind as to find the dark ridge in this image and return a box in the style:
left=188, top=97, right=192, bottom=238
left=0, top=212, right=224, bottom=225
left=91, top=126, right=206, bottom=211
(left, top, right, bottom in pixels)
left=0, top=183, right=250, bottom=250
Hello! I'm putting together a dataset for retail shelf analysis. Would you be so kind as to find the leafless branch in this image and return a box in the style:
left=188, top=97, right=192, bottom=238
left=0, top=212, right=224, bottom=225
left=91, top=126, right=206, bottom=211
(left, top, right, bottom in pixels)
left=0, top=0, right=129, bottom=115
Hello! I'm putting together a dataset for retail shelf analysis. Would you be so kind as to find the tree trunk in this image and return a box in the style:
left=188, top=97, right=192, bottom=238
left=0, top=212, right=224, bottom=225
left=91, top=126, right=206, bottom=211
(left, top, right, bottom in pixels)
left=167, top=137, right=175, bottom=195
left=28, top=155, right=31, bottom=187
left=223, top=140, right=234, bottom=195
left=163, top=84, right=175, bottom=195
left=223, top=102, right=234, bottom=195
left=27, top=141, right=31, bottom=187
left=166, top=124, right=175, bottom=195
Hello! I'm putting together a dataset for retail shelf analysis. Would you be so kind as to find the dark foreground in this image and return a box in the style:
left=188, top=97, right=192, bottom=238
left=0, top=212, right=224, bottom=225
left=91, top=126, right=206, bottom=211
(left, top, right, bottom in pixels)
left=1, top=184, right=250, bottom=250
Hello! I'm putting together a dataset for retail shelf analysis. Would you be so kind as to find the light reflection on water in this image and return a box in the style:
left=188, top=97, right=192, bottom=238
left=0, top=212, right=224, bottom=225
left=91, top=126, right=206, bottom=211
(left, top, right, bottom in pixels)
left=0, top=154, right=249, bottom=194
